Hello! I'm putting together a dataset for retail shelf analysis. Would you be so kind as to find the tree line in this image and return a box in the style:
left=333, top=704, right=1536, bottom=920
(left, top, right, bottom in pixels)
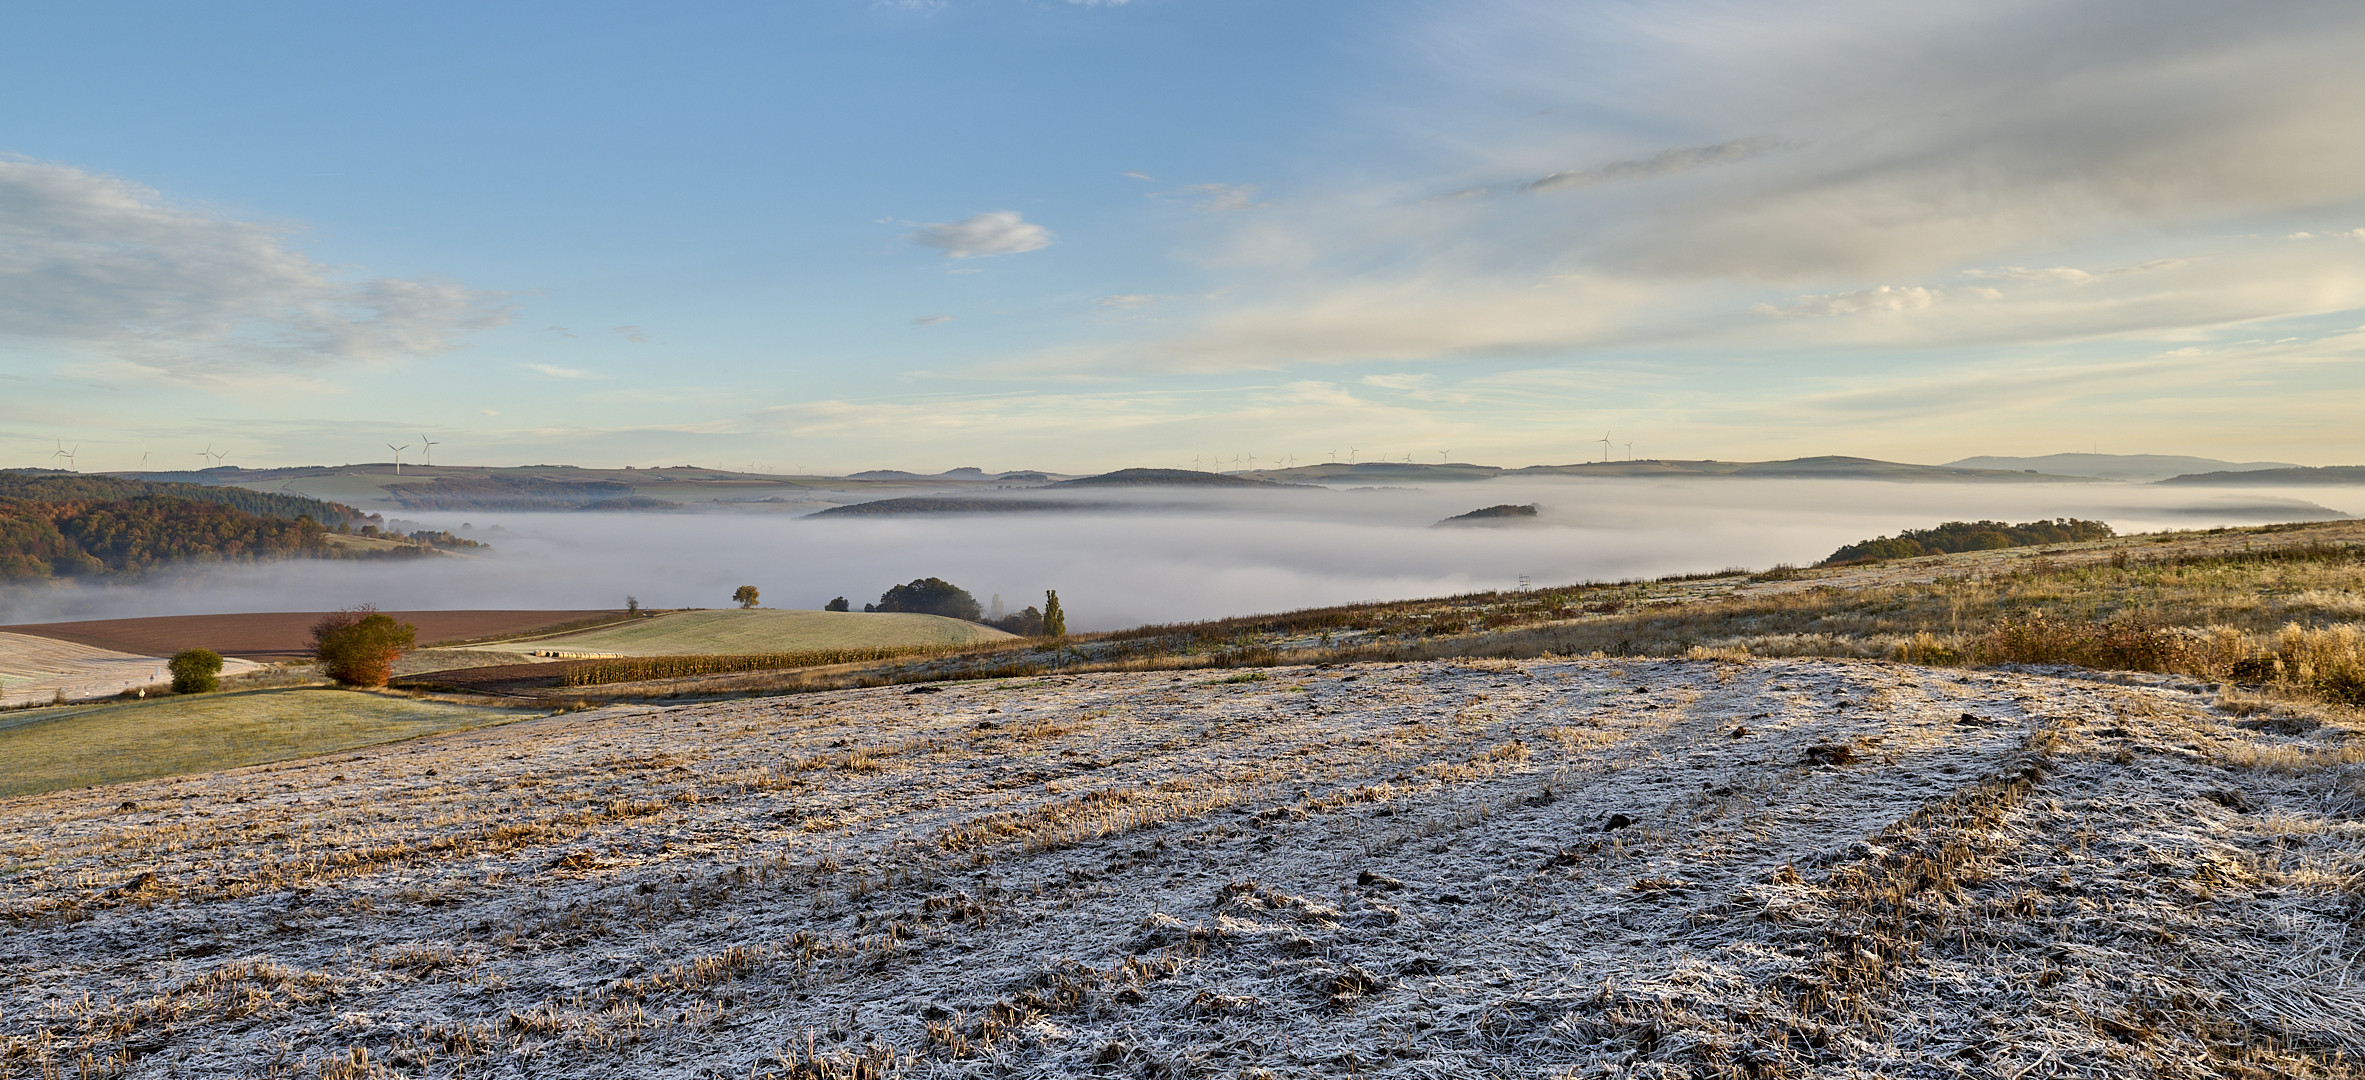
left=1821, top=518, right=2116, bottom=565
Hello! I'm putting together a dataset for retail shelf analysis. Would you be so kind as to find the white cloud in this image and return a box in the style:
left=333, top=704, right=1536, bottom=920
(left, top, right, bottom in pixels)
left=611, top=325, right=648, bottom=343
left=1097, top=294, right=1160, bottom=309
left=913, top=314, right=956, bottom=326
left=908, top=211, right=1053, bottom=259
left=0, top=156, right=512, bottom=371
left=524, top=363, right=592, bottom=379
left=1121, top=171, right=1158, bottom=182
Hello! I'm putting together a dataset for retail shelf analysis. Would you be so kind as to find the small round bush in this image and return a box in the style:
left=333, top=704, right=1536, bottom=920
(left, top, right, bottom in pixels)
left=168, top=648, right=223, bottom=694
left=310, top=607, right=418, bottom=688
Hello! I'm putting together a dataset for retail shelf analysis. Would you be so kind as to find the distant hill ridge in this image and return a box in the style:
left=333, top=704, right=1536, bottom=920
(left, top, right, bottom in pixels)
left=1053, top=468, right=1298, bottom=488
left=2158, top=466, right=2365, bottom=486
left=1948, top=453, right=2300, bottom=482
left=1241, top=455, right=2086, bottom=484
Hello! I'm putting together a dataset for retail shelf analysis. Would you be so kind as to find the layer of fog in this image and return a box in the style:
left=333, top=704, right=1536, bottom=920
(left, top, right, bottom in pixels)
left=4, top=479, right=2356, bottom=632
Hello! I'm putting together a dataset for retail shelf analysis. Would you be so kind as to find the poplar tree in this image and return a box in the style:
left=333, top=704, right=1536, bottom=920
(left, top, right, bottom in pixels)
left=1041, top=590, right=1066, bottom=637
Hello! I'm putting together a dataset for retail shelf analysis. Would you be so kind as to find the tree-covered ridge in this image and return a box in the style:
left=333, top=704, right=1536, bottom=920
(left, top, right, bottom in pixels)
left=1821, top=518, right=2115, bottom=565
left=0, top=496, right=331, bottom=579
left=0, top=472, right=364, bottom=525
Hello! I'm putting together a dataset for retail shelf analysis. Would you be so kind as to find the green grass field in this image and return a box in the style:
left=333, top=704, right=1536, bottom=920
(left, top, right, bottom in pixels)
left=488, top=608, right=1012, bottom=656
left=0, top=688, right=539, bottom=798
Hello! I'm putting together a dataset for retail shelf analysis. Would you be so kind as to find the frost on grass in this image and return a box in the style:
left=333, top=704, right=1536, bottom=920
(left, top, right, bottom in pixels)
left=1, top=658, right=2361, bottom=1077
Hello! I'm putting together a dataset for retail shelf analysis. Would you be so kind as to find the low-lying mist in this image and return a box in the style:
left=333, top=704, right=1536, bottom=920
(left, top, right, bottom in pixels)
left=4, top=479, right=2356, bottom=632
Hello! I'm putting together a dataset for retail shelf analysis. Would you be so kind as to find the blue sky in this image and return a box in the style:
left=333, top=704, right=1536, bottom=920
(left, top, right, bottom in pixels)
left=4, top=0, right=2363, bottom=473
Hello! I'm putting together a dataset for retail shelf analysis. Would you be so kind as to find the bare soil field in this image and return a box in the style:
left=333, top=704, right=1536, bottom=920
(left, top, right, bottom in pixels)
left=0, top=632, right=261, bottom=707
left=3, top=657, right=2359, bottom=1077
left=473, top=609, right=1014, bottom=658
left=1, top=611, right=619, bottom=662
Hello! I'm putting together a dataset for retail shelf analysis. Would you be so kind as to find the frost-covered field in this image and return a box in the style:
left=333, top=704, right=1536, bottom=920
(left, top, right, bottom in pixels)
left=3, top=658, right=2360, bottom=1077
left=0, top=632, right=258, bottom=708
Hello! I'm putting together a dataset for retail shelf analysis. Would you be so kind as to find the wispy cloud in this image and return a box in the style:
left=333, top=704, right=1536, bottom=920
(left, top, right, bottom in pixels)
left=1186, top=183, right=1263, bottom=213
left=1525, top=137, right=1782, bottom=193
left=908, top=211, right=1053, bottom=258
left=611, top=325, right=648, bottom=344
left=1754, top=285, right=1942, bottom=318
left=524, top=363, right=593, bottom=379
left=913, top=314, right=956, bottom=326
left=0, top=156, right=512, bottom=373
left=1097, top=294, right=1160, bottom=309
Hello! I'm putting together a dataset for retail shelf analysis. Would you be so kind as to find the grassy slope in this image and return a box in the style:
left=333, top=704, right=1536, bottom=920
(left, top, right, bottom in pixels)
left=503, top=608, right=1013, bottom=655
left=553, top=520, right=2365, bottom=705
left=0, top=688, right=536, bottom=797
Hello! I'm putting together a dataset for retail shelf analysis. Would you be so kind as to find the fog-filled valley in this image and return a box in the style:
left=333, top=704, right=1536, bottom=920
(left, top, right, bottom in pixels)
left=5, top=477, right=2355, bottom=631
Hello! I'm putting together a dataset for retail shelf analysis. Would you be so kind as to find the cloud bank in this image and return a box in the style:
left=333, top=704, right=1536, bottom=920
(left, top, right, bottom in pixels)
left=0, top=156, right=513, bottom=374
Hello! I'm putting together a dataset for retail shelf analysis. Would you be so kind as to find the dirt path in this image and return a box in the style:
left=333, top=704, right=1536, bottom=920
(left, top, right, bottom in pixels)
left=0, top=658, right=2357, bottom=1077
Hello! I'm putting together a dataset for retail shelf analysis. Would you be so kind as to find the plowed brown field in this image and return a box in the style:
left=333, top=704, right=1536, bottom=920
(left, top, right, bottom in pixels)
left=0, top=609, right=618, bottom=660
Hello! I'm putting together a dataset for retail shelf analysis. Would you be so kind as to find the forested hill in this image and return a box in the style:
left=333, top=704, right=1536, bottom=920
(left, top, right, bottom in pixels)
left=0, top=471, right=392, bottom=581
left=0, top=472, right=365, bottom=525
left=1820, top=518, right=2116, bottom=565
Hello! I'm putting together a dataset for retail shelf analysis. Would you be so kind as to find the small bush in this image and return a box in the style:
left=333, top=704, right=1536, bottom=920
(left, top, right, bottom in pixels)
left=311, top=606, right=418, bottom=688
left=168, top=648, right=222, bottom=694
left=1979, top=613, right=2190, bottom=673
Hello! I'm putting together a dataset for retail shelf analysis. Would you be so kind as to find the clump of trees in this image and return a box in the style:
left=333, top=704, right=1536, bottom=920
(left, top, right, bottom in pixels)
left=733, top=585, right=761, bottom=608
left=990, top=604, right=1043, bottom=635
left=1822, top=519, right=2115, bottom=565
left=168, top=648, right=222, bottom=694
left=847, top=578, right=1068, bottom=636
left=866, top=577, right=982, bottom=621
left=311, top=606, right=418, bottom=688
left=824, top=596, right=850, bottom=612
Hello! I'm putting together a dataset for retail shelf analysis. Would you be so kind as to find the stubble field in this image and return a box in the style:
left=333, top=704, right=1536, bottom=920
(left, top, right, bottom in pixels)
left=2, top=655, right=2360, bottom=1078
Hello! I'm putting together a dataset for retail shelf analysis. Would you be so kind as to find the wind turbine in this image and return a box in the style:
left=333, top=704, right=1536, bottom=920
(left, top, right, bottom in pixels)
left=1348, top=446, right=1358, bottom=463
left=1625, top=442, right=1634, bottom=461
left=419, top=434, right=440, bottom=468
left=1598, top=432, right=1613, bottom=463
left=1440, top=450, right=1450, bottom=463
left=1191, top=453, right=1203, bottom=471
left=139, top=448, right=150, bottom=469
left=195, top=447, right=211, bottom=469
left=56, top=445, right=77, bottom=471
left=208, top=447, right=227, bottom=467
left=387, top=442, right=409, bottom=476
